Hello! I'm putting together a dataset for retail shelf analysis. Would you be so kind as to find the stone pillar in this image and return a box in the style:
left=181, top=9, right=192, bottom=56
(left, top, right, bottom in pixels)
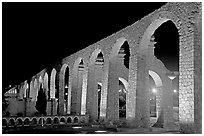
left=86, top=65, right=98, bottom=121
left=75, top=67, right=83, bottom=115
left=126, top=54, right=137, bottom=126
left=135, top=55, right=150, bottom=128
left=59, top=77, right=65, bottom=115
left=46, top=100, right=51, bottom=116
left=51, top=98, right=58, bottom=115
left=163, top=73, right=176, bottom=131
left=156, top=86, right=162, bottom=120
left=25, top=98, right=32, bottom=116
left=106, top=57, right=119, bottom=121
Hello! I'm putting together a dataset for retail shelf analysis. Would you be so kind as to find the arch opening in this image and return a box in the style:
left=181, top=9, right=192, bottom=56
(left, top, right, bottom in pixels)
left=67, top=117, right=72, bottom=123
left=46, top=118, right=52, bottom=125
left=149, top=70, right=163, bottom=127
left=71, top=58, right=85, bottom=115
left=16, top=118, right=22, bottom=126
left=50, top=68, right=57, bottom=99
left=86, top=49, right=104, bottom=120
left=24, top=118, right=30, bottom=126
left=31, top=118, right=37, bottom=126
left=118, top=77, right=128, bottom=119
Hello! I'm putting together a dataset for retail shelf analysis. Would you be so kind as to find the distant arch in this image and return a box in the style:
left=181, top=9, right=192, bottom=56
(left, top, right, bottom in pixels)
left=60, top=117, right=66, bottom=124
left=33, top=79, right=38, bottom=101
left=67, top=117, right=72, bottom=123
left=73, top=117, right=79, bottom=123
left=24, top=118, right=30, bottom=126
left=2, top=118, right=7, bottom=127
left=46, top=117, right=52, bottom=125
left=43, top=72, right=49, bottom=99
left=59, top=64, right=69, bottom=115
left=53, top=117, right=59, bottom=125
left=30, top=118, right=37, bottom=126
left=50, top=68, right=57, bottom=99
left=16, top=118, right=23, bottom=126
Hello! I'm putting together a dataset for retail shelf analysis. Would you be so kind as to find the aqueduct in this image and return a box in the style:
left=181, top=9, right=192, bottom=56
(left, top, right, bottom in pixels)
left=3, top=3, right=201, bottom=133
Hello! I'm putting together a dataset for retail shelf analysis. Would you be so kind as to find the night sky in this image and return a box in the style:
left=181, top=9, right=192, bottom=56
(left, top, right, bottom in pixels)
left=3, top=2, right=179, bottom=89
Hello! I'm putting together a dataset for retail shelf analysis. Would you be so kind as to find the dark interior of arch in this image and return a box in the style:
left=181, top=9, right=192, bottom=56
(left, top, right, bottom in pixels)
left=79, top=59, right=84, bottom=68
left=120, top=41, right=130, bottom=69
left=153, top=20, right=179, bottom=71
left=119, top=80, right=126, bottom=118
left=96, top=51, right=104, bottom=63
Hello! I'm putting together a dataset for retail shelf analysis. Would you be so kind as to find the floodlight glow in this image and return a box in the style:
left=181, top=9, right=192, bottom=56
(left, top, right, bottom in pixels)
left=174, top=89, right=177, bottom=93
left=72, top=126, right=82, bottom=129
left=95, top=130, right=107, bottom=133
left=152, top=88, right=157, bottom=93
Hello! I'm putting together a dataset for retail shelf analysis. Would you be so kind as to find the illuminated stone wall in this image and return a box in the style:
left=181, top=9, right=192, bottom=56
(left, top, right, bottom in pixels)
left=5, top=2, right=201, bottom=133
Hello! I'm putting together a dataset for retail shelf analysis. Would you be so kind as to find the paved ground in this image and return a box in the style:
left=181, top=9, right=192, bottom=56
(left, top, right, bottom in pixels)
left=3, top=125, right=180, bottom=134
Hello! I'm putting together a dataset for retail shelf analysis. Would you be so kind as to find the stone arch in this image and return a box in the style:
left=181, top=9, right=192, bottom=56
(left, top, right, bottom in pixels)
left=67, top=117, right=72, bottom=123
left=9, top=118, right=15, bottom=127
left=59, top=64, right=70, bottom=115
left=23, top=81, right=28, bottom=98
left=149, top=70, right=162, bottom=87
left=29, top=80, right=34, bottom=100
left=30, top=117, right=37, bottom=126
left=33, top=79, right=38, bottom=101
left=24, top=118, right=30, bottom=126
left=50, top=68, right=57, bottom=99
left=59, top=117, right=66, bottom=124
left=73, top=116, right=79, bottom=123
left=149, top=70, right=163, bottom=126
left=71, top=57, right=85, bottom=115
left=46, top=117, right=52, bottom=125
left=43, top=72, right=49, bottom=99
left=16, top=118, right=23, bottom=126
left=138, top=11, right=194, bottom=128
left=2, top=118, right=7, bottom=127
left=86, top=48, right=105, bottom=120
left=137, top=11, right=194, bottom=129
left=53, top=117, right=59, bottom=125
left=106, top=37, right=130, bottom=120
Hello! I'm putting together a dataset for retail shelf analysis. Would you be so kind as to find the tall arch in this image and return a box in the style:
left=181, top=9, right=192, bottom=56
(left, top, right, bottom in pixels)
left=138, top=13, right=195, bottom=129
left=50, top=68, right=57, bottom=99
left=29, top=80, right=34, bottom=101
left=71, top=58, right=85, bottom=115
left=33, top=79, right=38, bottom=101
left=59, top=64, right=69, bottom=115
left=86, top=49, right=104, bottom=120
left=105, top=37, right=130, bottom=121
left=43, top=72, right=49, bottom=100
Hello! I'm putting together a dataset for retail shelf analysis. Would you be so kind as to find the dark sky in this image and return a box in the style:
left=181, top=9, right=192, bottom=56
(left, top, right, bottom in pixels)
left=3, top=2, right=179, bottom=89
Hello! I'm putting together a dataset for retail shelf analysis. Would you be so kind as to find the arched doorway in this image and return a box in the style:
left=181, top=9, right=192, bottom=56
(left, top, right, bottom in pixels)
left=86, top=49, right=104, bottom=121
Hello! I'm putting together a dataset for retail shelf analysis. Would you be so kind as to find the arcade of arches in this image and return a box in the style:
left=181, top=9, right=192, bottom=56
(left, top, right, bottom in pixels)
left=4, top=3, right=201, bottom=134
